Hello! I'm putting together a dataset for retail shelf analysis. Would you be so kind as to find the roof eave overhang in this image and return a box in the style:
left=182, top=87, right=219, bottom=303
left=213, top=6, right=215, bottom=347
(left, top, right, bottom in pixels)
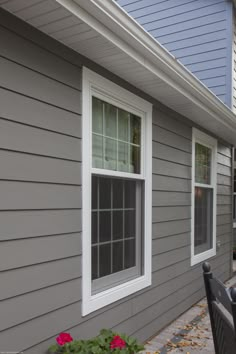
left=55, top=0, right=236, bottom=145
left=13, top=0, right=236, bottom=145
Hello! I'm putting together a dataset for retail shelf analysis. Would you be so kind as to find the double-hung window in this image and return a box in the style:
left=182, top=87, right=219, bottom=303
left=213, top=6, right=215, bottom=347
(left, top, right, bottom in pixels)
left=82, top=68, right=152, bottom=315
left=191, top=128, right=217, bottom=266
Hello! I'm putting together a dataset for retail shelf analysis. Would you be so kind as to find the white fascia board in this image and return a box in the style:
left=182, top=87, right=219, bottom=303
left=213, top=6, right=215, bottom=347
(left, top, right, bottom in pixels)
left=56, top=0, right=236, bottom=145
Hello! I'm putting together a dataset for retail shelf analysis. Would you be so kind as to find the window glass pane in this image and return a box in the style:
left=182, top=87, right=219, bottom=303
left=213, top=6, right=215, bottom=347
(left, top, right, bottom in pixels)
left=99, top=177, right=111, bottom=209
left=92, top=97, right=103, bottom=134
left=113, top=241, right=123, bottom=273
left=125, top=210, right=135, bottom=238
left=130, top=145, right=140, bottom=174
left=195, top=143, right=211, bottom=184
left=104, top=138, right=117, bottom=170
left=118, top=109, right=129, bottom=142
left=130, top=115, right=141, bottom=145
left=125, top=180, right=136, bottom=208
left=118, top=142, right=129, bottom=172
left=194, top=187, right=213, bottom=255
left=104, top=102, right=117, bottom=138
left=113, top=211, right=123, bottom=240
left=99, top=211, right=111, bottom=243
left=113, top=179, right=123, bottom=209
left=124, top=239, right=136, bottom=269
left=99, top=244, right=111, bottom=277
left=92, top=135, right=103, bottom=168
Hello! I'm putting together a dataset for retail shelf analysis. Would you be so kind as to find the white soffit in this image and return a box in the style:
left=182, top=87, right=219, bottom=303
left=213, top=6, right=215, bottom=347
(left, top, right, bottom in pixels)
left=1, top=0, right=236, bottom=145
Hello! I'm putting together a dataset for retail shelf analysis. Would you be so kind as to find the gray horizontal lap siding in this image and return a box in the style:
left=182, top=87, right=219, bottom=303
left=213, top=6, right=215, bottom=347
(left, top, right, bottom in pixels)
left=117, top=0, right=231, bottom=106
left=0, top=10, right=232, bottom=354
left=0, top=19, right=82, bottom=353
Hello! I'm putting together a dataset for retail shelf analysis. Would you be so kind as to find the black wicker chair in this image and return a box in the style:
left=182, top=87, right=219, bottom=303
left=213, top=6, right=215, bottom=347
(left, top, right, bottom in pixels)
left=202, top=262, right=236, bottom=354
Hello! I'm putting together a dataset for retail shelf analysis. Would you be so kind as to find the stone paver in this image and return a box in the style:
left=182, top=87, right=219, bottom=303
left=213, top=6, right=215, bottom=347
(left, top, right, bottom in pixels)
left=142, top=273, right=236, bottom=354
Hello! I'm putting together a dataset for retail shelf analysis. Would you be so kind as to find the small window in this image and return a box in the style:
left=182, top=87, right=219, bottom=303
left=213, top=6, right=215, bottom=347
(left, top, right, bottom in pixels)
left=82, top=68, right=152, bottom=315
left=191, top=128, right=217, bottom=266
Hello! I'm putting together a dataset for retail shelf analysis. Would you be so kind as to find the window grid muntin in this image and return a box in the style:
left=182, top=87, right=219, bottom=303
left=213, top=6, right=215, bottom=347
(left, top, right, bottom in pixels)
left=92, top=97, right=141, bottom=174
left=91, top=176, right=139, bottom=282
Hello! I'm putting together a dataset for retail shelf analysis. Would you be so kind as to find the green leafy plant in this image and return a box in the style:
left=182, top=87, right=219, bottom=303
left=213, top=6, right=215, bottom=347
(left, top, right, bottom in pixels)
left=48, top=329, right=144, bottom=354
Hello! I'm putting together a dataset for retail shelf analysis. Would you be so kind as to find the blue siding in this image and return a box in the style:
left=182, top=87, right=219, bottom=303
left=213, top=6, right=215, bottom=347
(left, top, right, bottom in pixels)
left=117, top=0, right=233, bottom=107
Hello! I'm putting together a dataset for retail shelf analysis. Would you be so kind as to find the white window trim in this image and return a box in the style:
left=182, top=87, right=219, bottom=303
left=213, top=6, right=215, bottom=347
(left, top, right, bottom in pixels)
left=82, top=67, right=152, bottom=316
left=191, top=128, right=217, bottom=266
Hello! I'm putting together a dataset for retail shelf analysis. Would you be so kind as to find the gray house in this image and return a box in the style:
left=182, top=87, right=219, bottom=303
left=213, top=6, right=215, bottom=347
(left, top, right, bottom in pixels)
left=0, top=0, right=236, bottom=353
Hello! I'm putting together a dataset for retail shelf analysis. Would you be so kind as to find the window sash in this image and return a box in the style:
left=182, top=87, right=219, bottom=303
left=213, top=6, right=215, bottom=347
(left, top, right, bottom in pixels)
left=91, top=93, right=145, bottom=179
left=91, top=176, right=143, bottom=294
left=194, top=186, right=213, bottom=256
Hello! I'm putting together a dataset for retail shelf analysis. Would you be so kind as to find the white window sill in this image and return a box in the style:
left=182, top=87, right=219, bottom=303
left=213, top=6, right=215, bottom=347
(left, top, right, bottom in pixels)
left=83, top=275, right=151, bottom=316
left=191, top=248, right=216, bottom=267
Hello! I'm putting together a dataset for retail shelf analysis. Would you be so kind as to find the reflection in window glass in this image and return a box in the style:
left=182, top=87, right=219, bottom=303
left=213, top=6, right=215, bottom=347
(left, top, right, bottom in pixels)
left=195, top=143, right=211, bottom=184
left=92, top=97, right=141, bottom=174
left=118, top=109, right=129, bottom=142
left=104, top=138, right=117, bottom=170
left=104, top=102, right=117, bottom=138
left=92, top=98, right=103, bottom=134
left=92, top=135, right=103, bottom=169
left=118, top=142, right=129, bottom=172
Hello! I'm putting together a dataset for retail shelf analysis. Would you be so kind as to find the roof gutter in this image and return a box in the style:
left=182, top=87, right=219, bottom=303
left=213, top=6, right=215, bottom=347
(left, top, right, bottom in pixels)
left=56, top=0, right=236, bottom=144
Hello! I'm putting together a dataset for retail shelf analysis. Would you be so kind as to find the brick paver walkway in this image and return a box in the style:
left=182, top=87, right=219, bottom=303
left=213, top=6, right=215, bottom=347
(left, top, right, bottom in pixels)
left=142, top=273, right=236, bottom=354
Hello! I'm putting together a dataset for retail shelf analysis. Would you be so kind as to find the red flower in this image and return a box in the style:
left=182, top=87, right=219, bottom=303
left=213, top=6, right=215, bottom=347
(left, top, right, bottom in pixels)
left=110, top=335, right=126, bottom=350
left=56, top=332, right=73, bottom=346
